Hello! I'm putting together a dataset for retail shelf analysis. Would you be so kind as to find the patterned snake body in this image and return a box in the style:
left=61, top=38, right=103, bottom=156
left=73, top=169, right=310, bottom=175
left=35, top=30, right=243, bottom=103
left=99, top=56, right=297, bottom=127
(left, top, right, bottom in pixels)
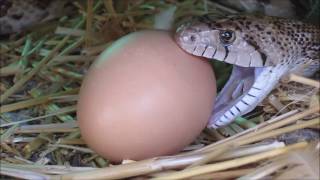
left=175, top=15, right=320, bottom=128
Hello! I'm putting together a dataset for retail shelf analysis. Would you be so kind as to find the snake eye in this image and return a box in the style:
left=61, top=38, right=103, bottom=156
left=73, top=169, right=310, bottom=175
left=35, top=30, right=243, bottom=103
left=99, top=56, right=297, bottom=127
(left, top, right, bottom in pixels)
left=219, top=30, right=235, bottom=45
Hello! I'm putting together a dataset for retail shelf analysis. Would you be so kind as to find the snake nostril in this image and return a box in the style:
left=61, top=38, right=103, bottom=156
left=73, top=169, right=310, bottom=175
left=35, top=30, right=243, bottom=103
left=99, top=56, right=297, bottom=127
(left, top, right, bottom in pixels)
left=190, top=35, right=196, bottom=42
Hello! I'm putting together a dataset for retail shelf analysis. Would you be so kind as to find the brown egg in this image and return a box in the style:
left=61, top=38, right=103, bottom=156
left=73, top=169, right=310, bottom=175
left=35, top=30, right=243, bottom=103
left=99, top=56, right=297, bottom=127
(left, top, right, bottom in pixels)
left=77, top=30, right=216, bottom=162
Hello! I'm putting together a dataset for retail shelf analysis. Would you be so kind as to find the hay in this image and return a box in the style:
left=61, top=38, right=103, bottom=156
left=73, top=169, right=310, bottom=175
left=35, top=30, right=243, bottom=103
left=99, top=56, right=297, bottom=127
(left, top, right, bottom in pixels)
left=0, top=0, right=319, bottom=179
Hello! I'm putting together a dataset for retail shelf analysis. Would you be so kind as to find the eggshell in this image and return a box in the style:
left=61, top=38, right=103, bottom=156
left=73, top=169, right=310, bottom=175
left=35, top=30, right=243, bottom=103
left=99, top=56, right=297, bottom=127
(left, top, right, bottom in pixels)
left=77, top=30, right=216, bottom=162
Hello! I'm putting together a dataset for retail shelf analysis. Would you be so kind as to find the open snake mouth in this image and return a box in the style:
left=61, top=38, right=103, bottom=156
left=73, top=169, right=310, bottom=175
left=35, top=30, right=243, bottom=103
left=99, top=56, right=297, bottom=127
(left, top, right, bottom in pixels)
left=211, top=65, right=264, bottom=127
left=198, top=59, right=286, bottom=129
left=210, top=64, right=288, bottom=129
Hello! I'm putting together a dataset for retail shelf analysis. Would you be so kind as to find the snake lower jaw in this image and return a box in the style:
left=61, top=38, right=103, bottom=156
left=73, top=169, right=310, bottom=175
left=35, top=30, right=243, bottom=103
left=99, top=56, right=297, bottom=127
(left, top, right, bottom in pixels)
left=208, top=65, right=289, bottom=129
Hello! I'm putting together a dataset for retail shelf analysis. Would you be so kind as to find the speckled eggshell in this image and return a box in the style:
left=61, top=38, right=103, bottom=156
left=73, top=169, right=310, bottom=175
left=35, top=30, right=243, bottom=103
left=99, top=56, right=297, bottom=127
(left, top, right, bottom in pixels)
left=77, top=30, right=216, bottom=162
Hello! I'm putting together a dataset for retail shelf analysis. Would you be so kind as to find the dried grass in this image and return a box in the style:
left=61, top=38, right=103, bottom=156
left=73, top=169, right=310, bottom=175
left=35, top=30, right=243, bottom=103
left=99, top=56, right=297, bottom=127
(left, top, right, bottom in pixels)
left=0, top=0, right=319, bottom=179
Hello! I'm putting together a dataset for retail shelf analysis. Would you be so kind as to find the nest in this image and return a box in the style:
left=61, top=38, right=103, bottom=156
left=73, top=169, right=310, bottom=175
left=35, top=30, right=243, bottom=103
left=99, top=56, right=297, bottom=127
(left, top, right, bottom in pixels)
left=1, top=0, right=319, bottom=179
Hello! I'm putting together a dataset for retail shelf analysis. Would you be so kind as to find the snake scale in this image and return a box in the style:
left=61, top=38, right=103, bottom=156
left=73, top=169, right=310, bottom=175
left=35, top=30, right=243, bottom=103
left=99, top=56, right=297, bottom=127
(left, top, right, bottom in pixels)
left=175, top=14, right=320, bottom=128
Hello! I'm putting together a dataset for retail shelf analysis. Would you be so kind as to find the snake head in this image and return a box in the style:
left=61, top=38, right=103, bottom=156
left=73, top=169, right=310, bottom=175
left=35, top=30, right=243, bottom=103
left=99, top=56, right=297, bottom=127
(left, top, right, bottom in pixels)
left=175, top=16, right=266, bottom=67
left=174, top=15, right=294, bottom=128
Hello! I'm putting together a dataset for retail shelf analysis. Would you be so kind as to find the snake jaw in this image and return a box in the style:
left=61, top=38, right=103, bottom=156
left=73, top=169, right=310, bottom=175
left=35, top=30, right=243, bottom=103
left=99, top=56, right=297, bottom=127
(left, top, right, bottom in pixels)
left=208, top=64, right=289, bottom=129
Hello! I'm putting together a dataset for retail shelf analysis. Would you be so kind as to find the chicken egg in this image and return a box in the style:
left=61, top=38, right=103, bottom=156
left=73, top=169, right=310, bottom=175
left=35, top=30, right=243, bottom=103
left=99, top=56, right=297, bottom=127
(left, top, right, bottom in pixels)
left=77, top=30, right=216, bottom=162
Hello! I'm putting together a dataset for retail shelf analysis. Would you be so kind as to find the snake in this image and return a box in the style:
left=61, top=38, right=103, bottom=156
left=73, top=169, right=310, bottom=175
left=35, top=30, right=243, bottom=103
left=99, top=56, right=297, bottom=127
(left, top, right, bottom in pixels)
left=175, top=14, right=320, bottom=129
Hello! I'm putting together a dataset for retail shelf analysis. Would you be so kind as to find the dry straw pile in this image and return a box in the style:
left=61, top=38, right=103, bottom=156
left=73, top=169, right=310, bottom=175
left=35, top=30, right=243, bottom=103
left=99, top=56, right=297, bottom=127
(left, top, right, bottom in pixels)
left=1, top=0, right=319, bottom=179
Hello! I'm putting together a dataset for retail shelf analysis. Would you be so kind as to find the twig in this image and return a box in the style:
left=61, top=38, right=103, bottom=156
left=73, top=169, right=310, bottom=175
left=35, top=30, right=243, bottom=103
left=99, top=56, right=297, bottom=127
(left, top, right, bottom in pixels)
left=151, top=142, right=307, bottom=180
left=236, top=118, right=319, bottom=145
left=0, top=63, right=20, bottom=76
left=268, top=94, right=289, bottom=113
left=49, top=55, right=97, bottom=66
left=15, top=122, right=78, bottom=134
left=0, top=105, right=76, bottom=128
left=286, top=73, right=320, bottom=88
left=85, top=0, right=94, bottom=47
left=187, top=144, right=233, bottom=168
left=238, top=159, right=288, bottom=180
left=48, top=144, right=94, bottom=154
left=1, top=163, right=96, bottom=175
left=0, top=89, right=78, bottom=113
left=188, top=168, right=254, bottom=180
left=215, top=141, right=285, bottom=161
left=55, top=27, right=85, bottom=36
left=0, top=167, right=52, bottom=180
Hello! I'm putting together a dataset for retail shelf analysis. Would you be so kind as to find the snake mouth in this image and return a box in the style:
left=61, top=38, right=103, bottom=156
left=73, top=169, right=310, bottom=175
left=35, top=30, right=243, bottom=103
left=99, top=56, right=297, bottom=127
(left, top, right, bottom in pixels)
left=211, top=65, right=261, bottom=125
left=209, top=63, right=289, bottom=128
